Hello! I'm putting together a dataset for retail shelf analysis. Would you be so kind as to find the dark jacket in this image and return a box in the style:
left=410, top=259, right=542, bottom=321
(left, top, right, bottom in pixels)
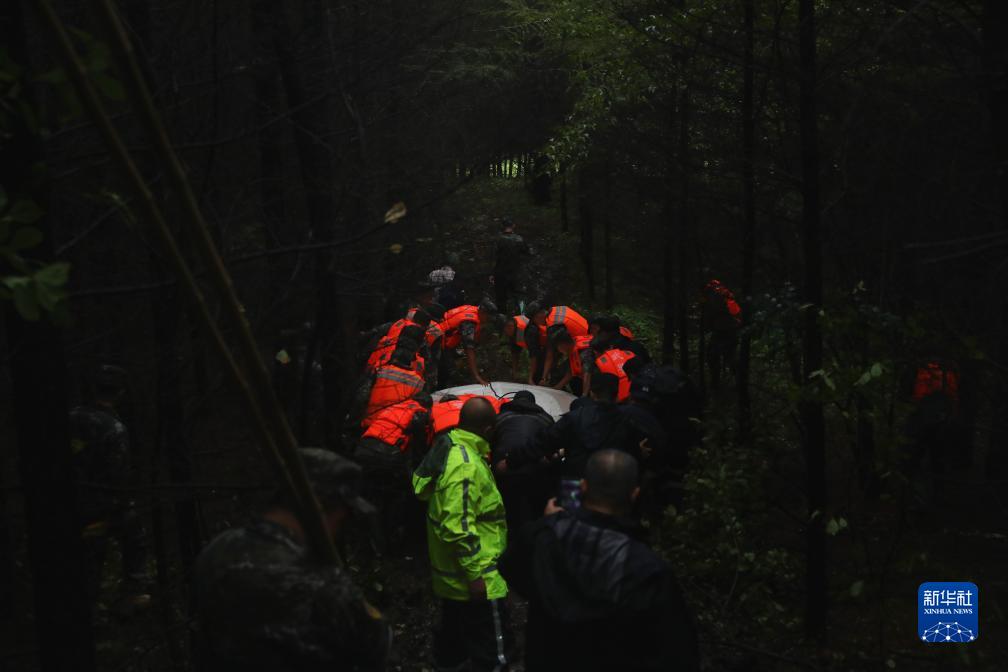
left=195, top=520, right=389, bottom=672
left=491, top=397, right=554, bottom=465
left=508, top=397, right=644, bottom=480
left=499, top=507, right=699, bottom=672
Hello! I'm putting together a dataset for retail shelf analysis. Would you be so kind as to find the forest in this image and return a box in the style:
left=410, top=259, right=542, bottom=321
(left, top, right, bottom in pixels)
left=1, top=0, right=1006, bottom=670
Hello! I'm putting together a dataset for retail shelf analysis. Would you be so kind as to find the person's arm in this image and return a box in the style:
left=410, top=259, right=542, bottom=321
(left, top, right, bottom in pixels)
left=314, top=569, right=391, bottom=671
left=539, top=345, right=556, bottom=386
left=435, top=465, right=489, bottom=598
left=506, top=416, right=566, bottom=471
left=552, top=370, right=572, bottom=390
left=459, top=321, right=487, bottom=384
left=525, top=324, right=542, bottom=385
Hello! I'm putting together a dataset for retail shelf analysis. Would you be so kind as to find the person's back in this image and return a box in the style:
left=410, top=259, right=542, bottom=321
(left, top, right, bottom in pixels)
left=499, top=450, right=699, bottom=672
left=492, top=392, right=555, bottom=546
left=194, top=449, right=388, bottom=672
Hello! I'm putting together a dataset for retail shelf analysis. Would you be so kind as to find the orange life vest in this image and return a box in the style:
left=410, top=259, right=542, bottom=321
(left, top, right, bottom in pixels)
left=513, top=314, right=546, bottom=350
left=546, top=306, right=589, bottom=338
left=595, top=349, right=636, bottom=402
left=568, top=335, right=595, bottom=377
left=364, top=364, right=425, bottom=424
left=367, top=318, right=420, bottom=372
left=912, top=362, right=960, bottom=405
left=438, top=305, right=481, bottom=349
left=362, top=399, right=431, bottom=452
left=431, top=394, right=503, bottom=435
left=705, top=279, right=742, bottom=326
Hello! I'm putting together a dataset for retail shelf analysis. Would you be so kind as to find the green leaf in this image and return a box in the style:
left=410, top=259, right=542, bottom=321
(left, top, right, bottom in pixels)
left=11, top=281, right=40, bottom=321
left=7, top=200, right=44, bottom=223
left=850, top=580, right=864, bottom=597
left=870, top=362, right=883, bottom=378
left=9, top=226, right=43, bottom=251
left=34, top=262, right=70, bottom=287
left=825, top=518, right=840, bottom=536
left=854, top=371, right=872, bottom=386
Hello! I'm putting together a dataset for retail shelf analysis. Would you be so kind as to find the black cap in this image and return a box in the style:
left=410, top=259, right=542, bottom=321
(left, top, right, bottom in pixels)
left=524, top=301, right=543, bottom=319
left=512, top=390, right=535, bottom=403
left=296, top=448, right=376, bottom=516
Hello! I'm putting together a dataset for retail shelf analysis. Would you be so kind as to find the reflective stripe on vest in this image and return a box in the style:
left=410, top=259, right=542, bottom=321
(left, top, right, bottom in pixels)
left=362, top=400, right=426, bottom=451
left=513, top=315, right=530, bottom=348
left=547, top=305, right=589, bottom=338
left=595, top=349, right=636, bottom=401
left=439, top=305, right=480, bottom=349
left=569, top=335, right=594, bottom=377
left=365, top=366, right=425, bottom=421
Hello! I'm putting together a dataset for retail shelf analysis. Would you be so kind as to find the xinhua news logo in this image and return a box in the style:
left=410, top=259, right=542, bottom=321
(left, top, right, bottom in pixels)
left=918, top=582, right=979, bottom=643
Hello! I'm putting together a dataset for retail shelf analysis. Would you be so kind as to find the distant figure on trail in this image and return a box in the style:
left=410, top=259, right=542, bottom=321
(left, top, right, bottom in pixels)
left=70, top=364, right=150, bottom=613
left=434, top=299, right=500, bottom=386
left=700, top=278, right=742, bottom=389
left=194, top=448, right=389, bottom=671
left=502, top=309, right=546, bottom=383
left=524, top=303, right=589, bottom=386
left=904, top=357, right=962, bottom=504
left=413, top=398, right=514, bottom=671
left=499, top=449, right=700, bottom=672
left=490, top=216, right=533, bottom=313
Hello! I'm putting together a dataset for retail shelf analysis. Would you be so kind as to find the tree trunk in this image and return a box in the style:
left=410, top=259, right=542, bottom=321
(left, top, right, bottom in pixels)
left=662, top=104, right=677, bottom=365
left=577, top=167, right=596, bottom=301
left=737, top=0, right=756, bottom=447
left=798, top=0, right=828, bottom=640
left=270, top=1, right=347, bottom=449
left=3, top=3, right=95, bottom=666
left=560, top=166, right=569, bottom=232
left=679, top=87, right=693, bottom=376
left=603, top=156, right=614, bottom=309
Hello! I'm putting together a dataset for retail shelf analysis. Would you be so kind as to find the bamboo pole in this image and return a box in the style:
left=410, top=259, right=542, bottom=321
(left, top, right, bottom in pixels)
left=35, top=0, right=339, bottom=565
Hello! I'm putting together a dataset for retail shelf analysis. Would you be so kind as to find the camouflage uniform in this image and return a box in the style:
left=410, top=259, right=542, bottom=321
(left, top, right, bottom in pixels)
left=69, top=403, right=146, bottom=599
left=492, top=231, right=531, bottom=312
left=195, top=448, right=390, bottom=671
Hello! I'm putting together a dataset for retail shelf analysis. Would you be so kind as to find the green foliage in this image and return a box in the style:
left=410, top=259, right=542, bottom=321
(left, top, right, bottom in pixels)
left=0, top=54, right=71, bottom=325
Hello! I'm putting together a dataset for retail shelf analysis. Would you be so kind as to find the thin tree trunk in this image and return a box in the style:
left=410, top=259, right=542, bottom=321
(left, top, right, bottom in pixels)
left=3, top=4, right=95, bottom=666
left=577, top=168, right=596, bottom=301
left=679, top=86, right=693, bottom=376
left=798, top=0, right=828, bottom=640
left=737, top=0, right=756, bottom=447
left=662, top=104, right=677, bottom=365
left=603, top=156, right=614, bottom=309
left=271, top=1, right=347, bottom=450
left=560, top=166, right=569, bottom=232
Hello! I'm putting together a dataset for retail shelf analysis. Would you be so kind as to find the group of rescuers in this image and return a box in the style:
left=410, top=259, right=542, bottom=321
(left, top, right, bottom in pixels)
left=67, top=218, right=964, bottom=670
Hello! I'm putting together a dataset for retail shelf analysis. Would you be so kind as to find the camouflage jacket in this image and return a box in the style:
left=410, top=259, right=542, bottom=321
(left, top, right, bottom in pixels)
left=69, top=404, right=131, bottom=518
left=195, top=519, right=389, bottom=672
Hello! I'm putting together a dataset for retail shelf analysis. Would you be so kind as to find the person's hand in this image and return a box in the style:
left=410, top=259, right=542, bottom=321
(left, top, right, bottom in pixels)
left=538, top=377, right=548, bottom=386
left=468, top=578, right=488, bottom=601
left=544, top=498, right=564, bottom=516
left=552, top=381, right=565, bottom=390
left=475, top=375, right=489, bottom=386
left=639, top=438, right=653, bottom=460
left=526, top=377, right=536, bottom=386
